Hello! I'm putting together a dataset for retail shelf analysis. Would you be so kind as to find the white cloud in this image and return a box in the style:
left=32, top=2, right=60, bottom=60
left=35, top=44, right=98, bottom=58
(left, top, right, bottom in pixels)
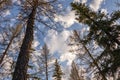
left=0, top=34, right=3, bottom=42
left=101, top=8, right=108, bottom=14
left=54, top=0, right=88, bottom=28
left=44, top=29, right=80, bottom=80
left=90, top=0, right=105, bottom=11
left=54, top=8, right=76, bottom=28
left=73, top=0, right=87, bottom=3
left=81, top=0, right=87, bottom=3
left=32, top=40, right=40, bottom=48
left=12, top=0, right=17, bottom=3
left=12, top=0, right=21, bottom=4
left=73, top=0, right=80, bottom=2
left=3, top=10, right=10, bottom=17
left=44, top=29, right=71, bottom=54
left=60, top=52, right=76, bottom=66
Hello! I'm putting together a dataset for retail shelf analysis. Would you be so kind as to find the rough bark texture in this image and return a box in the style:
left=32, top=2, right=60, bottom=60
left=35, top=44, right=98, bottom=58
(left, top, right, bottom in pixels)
left=12, top=2, right=37, bottom=80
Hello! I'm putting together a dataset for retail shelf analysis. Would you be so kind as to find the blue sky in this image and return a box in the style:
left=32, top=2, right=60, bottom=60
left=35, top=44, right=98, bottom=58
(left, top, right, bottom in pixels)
left=0, top=0, right=120, bottom=80
left=44, top=0, right=119, bottom=80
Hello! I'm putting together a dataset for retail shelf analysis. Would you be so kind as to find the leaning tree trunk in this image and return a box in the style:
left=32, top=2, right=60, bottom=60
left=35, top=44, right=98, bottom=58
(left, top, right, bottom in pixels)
left=12, top=2, right=37, bottom=80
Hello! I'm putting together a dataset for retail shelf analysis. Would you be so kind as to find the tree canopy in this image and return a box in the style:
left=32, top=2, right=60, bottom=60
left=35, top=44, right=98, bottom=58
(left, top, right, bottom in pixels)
left=71, top=2, right=120, bottom=78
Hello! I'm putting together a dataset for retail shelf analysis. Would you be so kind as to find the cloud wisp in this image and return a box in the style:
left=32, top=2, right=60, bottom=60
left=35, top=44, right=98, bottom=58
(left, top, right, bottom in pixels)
left=90, top=0, right=105, bottom=11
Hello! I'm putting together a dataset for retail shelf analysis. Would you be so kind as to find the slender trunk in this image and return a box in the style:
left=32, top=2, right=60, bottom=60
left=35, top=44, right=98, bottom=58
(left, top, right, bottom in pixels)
left=43, top=44, right=49, bottom=80
left=45, top=52, right=48, bottom=80
left=0, top=24, right=22, bottom=66
left=12, top=3, right=37, bottom=80
left=71, top=61, right=81, bottom=80
left=0, top=35, right=14, bottom=65
left=73, top=30, right=107, bottom=80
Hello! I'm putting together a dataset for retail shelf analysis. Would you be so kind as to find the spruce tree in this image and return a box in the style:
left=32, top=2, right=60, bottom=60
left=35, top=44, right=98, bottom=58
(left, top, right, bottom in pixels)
left=71, top=2, right=120, bottom=79
left=53, top=59, right=63, bottom=80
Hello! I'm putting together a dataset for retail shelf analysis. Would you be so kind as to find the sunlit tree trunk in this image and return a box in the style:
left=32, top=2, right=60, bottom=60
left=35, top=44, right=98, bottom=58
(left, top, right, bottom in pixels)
left=12, top=1, right=38, bottom=80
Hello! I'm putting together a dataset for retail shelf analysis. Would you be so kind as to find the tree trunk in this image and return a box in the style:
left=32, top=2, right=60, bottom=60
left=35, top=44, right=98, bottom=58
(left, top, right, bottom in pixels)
left=73, top=30, right=107, bottom=80
left=45, top=50, right=48, bottom=80
left=43, top=44, right=49, bottom=80
left=0, top=35, right=14, bottom=65
left=12, top=3, right=37, bottom=80
left=0, top=24, right=22, bottom=66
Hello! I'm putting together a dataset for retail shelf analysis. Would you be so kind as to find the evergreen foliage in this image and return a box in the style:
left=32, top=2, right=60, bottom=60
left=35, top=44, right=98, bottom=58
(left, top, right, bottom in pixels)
left=53, top=59, right=63, bottom=80
left=71, top=2, right=120, bottom=77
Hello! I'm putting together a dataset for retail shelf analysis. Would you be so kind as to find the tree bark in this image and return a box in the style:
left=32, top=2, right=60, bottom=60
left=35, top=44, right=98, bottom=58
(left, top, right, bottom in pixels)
left=12, top=2, right=37, bottom=80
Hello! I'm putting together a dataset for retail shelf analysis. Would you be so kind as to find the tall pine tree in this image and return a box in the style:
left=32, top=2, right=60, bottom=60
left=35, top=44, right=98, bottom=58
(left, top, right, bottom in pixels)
left=71, top=2, right=120, bottom=79
left=12, top=1, right=38, bottom=80
left=12, top=0, right=59, bottom=80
